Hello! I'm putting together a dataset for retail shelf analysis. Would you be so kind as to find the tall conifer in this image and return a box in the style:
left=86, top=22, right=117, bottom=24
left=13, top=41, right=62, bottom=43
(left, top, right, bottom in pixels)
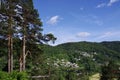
left=0, top=0, right=19, bottom=72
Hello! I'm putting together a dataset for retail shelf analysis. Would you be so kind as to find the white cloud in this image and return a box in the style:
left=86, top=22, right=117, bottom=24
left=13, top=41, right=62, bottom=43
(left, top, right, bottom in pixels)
left=47, top=15, right=60, bottom=25
left=107, top=0, right=119, bottom=6
left=54, top=34, right=75, bottom=45
left=98, top=31, right=120, bottom=39
left=99, top=32, right=114, bottom=38
left=76, top=32, right=91, bottom=37
left=96, top=0, right=119, bottom=8
left=96, top=3, right=106, bottom=8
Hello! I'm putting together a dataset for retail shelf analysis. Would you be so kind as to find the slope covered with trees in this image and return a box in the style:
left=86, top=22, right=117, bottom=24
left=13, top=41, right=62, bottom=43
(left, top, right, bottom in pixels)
left=39, top=41, right=120, bottom=80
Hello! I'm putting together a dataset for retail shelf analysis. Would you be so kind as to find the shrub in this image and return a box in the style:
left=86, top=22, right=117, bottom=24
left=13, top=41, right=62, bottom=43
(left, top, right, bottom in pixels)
left=0, top=71, right=28, bottom=80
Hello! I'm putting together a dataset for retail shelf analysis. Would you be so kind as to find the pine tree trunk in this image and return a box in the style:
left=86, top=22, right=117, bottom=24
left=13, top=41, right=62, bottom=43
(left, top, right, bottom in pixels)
left=10, top=35, right=13, bottom=72
left=8, top=35, right=11, bottom=73
left=8, top=34, right=13, bottom=72
left=22, top=34, right=26, bottom=71
left=19, top=34, right=26, bottom=71
left=19, top=56, right=22, bottom=72
left=8, top=16, right=13, bottom=73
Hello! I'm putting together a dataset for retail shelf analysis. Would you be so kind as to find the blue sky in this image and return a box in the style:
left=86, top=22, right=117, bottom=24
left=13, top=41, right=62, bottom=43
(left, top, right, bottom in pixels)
left=33, top=0, right=120, bottom=45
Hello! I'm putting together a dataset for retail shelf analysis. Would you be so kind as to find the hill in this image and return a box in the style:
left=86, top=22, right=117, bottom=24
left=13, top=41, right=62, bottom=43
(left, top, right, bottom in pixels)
left=0, top=40, right=120, bottom=79
left=44, top=41, right=120, bottom=64
left=56, top=41, right=120, bottom=62
left=43, top=41, right=120, bottom=72
left=39, top=41, right=120, bottom=79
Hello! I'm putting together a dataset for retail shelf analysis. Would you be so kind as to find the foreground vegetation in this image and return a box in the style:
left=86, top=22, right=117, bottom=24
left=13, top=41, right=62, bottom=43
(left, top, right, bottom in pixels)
left=0, top=71, right=28, bottom=80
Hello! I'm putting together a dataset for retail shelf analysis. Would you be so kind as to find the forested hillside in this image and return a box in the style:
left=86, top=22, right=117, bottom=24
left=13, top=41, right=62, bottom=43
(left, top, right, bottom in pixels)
left=56, top=41, right=120, bottom=63
left=40, top=41, right=120, bottom=80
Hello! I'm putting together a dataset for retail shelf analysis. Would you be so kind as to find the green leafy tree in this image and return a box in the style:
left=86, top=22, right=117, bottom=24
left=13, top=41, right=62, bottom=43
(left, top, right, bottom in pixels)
left=100, top=61, right=118, bottom=80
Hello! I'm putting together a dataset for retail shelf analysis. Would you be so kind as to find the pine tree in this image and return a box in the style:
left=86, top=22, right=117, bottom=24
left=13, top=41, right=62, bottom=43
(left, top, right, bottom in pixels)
left=17, top=0, right=43, bottom=71
left=0, top=0, right=56, bottom=72
left=42, top=33, right=57, bottom=44
left=0, top=0, right=19, bottom=72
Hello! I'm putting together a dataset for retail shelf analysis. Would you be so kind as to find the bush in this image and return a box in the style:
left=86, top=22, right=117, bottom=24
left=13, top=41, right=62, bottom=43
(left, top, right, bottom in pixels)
left=0, top=71, right=28, bottom=80
left=0, top=71, right=9, bottom=80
